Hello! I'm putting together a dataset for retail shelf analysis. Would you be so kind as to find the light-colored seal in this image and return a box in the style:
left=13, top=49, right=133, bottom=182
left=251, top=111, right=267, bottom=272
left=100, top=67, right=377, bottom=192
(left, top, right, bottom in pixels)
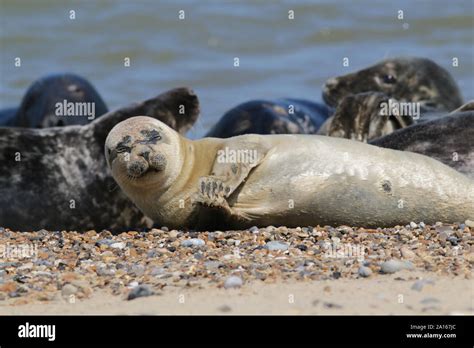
left=105, top=116, right=474, bottom=230
left=322, top=57, right=463, bottom=112
left=0, top=88, right=199, bottom=231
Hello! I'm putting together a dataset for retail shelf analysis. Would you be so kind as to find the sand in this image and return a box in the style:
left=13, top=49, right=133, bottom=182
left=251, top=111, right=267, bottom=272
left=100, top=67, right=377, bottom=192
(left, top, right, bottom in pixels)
left=0, top=222, right=472, bottom=315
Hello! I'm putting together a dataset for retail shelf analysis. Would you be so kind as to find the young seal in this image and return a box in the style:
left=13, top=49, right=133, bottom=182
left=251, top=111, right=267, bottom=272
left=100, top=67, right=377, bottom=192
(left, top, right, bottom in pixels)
left=0, top=73, right=108, bottom=128
left=322, top=57, right=463, bottom=112
left=206, top=99, right=332, bottom=138
left=105, top=116, right=474, bottom=230
left=0, top=88, right=199, bottom=231
left=370, top=111, right=474, bottom=178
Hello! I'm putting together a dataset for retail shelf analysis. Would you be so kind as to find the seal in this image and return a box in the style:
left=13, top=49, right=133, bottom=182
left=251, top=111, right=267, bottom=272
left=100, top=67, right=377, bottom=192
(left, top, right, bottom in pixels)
left=370, top=111, right=474, bottom=178
left=0, top=73, right=108, bottom=128
left=105, top=116, right=474, bottom=230
left=0, top=87, right=200, bottom=231
left=206, top=99, right=332, bottom=138
left=318, top=92, right=414, bottom=142
left=322, top=57, right=463, bottom=112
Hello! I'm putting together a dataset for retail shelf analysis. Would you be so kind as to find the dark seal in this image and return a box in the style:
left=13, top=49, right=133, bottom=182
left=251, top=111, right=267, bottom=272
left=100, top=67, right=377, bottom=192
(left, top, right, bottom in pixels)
left=0, top=73, right=108, bottom=128
left=370, top=111, right=474, bottom=178
left=206, top=98, right=332, bottom=138
left=322, top=57, right=463, bottom=112
left=0, top=87, right=199, bottom=231
left=318, top=92, right=415, bottom=142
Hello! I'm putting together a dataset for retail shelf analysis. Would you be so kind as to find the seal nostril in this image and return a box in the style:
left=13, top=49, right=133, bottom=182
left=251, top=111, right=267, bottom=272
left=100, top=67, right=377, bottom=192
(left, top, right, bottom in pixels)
left=127, top=161, right=147, bottom=177
left=150, top=153, right=167, bottom=171
left=140, top=151, right=150, bottom=161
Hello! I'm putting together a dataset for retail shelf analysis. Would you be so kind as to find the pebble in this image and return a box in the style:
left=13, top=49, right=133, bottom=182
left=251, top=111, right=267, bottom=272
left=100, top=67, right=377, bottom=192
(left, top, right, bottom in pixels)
left=224, top=276, right=243, bottom=289
left=204, top=261, right=223, bottom=270
left=264, top=241, right=289, bottom=251
left=168, top=230, right=178, bottom=239
left=409, top=222, right=418, bottom=229
left=127, top=284, right=154, bottom=300
left=400, top=247, right=416, bottom=259
left=411, top=279, right=435, bottom=292
left=110, top=242, right=126, bottom=250
left=380, top=260, right=413, bottom=274
left=95, top=239, right=114, bottom=248
left=128, top=264, right=146, bottom=276
left=61, top=284, right=78, bottom=297
left=436, top=226, right=453, bottom=235
left=358, top=266, right=372, bottom=277
left=447, top=236, right=458, bottom=246
left=419, top=222, right=426, bottom=229
left=465, top=220, right=474, bottom=228
left=296, top=244, right=308, bottom=251
left=438, top=231, right=449, bottom=242
left=420, top=297, right=440, bottom=304
left=218, top=305, right=232, bottom=313
left=181, top=238, right=205, bottom=248
left=249, top=226, right=259, bottom=233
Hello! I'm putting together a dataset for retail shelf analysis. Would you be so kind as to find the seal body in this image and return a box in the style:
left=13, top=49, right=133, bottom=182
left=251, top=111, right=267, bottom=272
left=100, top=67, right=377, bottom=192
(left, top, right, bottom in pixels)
left=0, top=73, right=108, bottom=128
left=0, top=88, right=199, bottom=231
left=206, top=99, right=332, bottom=138
left=322, top=57, right=463, bottom=112
left=370, top=112, right=474, bottom=178
left=106, top=117, right=474, bottom=230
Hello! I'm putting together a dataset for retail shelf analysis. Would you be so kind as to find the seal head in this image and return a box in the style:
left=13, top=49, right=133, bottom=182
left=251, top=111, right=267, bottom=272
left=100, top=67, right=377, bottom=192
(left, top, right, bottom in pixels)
left=105, top=116, right=183, bottom=193
left=322, top=57, right=463, bottom=111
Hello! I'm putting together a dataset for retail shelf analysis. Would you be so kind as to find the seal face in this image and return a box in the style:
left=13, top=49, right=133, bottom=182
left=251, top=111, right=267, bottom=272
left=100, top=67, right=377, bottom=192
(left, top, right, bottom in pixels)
left=1, top=73, right=108, bottom=128
left=206, top=99, right=332, bottom=138
left=107, top=117, right=474, bottom=230
left=0, top=88, right=200, bottom=231
left=322, top=57, right=463, bottom=112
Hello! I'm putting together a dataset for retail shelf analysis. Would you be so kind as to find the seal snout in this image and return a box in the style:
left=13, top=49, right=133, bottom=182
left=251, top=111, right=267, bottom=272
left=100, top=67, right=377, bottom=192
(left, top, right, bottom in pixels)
left=127, top=157, right=149, bottom=178
left=149, top=153, right=167, bottom=172
left=126, top=150, right=167, bottom=178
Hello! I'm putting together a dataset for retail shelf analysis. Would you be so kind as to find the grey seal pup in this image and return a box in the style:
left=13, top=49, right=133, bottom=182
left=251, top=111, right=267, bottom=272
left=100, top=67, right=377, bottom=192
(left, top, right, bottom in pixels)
left=105, top=116, right=473, bottom=230
left=0, top=88, right=199, bottom=231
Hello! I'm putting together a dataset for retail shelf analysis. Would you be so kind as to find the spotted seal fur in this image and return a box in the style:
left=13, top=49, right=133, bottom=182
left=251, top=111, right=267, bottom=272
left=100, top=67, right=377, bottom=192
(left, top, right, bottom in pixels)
left=0, top=88, right=199, bottom=231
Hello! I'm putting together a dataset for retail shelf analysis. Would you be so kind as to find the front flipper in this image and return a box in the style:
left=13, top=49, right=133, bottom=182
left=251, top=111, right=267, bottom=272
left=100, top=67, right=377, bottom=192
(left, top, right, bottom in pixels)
left=195, top=137, right=270, bottom=221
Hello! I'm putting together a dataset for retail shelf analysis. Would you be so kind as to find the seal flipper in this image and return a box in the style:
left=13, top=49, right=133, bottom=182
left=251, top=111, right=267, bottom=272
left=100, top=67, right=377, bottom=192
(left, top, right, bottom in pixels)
left=195, top=137, right=270, bottom=221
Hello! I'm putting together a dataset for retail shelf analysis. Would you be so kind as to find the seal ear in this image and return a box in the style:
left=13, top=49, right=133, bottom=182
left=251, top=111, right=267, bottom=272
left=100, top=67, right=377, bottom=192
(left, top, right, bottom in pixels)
left=91, top=87, right=200, bottom=142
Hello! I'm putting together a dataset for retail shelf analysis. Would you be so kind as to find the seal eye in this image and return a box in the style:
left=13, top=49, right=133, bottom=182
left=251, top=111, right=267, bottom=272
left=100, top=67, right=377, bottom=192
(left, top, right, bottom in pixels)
left=116, top=145, right=129, bottom=153
left=382, top=74, right=397, bottom=84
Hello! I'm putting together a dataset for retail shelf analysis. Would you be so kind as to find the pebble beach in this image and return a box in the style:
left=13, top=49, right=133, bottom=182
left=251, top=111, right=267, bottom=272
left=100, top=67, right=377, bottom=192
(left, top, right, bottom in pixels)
left=0, top=221, right=472, bottom=314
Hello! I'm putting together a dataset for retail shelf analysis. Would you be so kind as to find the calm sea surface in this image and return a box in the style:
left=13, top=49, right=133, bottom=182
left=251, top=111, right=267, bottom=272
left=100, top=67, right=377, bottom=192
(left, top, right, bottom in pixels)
left=1, top=0, right=473, bottom=138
